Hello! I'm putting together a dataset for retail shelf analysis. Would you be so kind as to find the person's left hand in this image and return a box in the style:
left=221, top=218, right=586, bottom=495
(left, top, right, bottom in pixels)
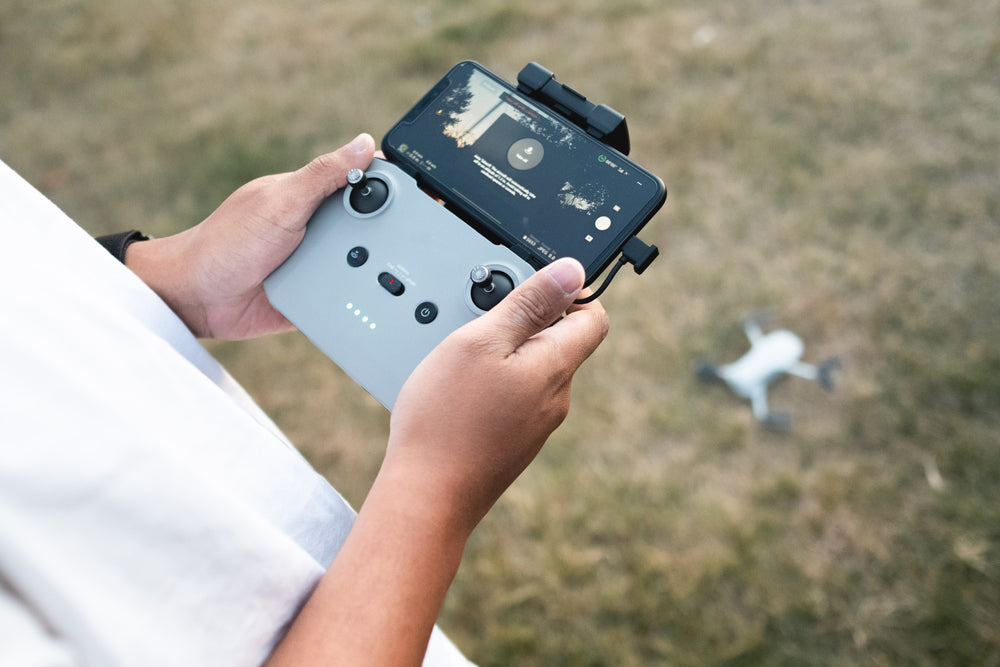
left=127, top=133, right=376, bottom=339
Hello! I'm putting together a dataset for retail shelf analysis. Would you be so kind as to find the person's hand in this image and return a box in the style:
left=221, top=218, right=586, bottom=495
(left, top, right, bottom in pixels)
left=266, top=257, right=608, bottom=667
left=127, top=133, right=376, bottom=339
left=382, top=257, right=610, bottom=537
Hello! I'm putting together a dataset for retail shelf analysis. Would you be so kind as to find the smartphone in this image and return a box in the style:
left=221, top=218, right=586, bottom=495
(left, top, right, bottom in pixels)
left=382, top=61, right=666, bottom=285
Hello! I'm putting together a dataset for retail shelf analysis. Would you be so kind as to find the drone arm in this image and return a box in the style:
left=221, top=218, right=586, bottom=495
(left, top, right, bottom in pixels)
left=749, top=386, right=770, bottom=421
left=789, top=358, right=840, bottom=390
left=742, top=319, right=763, bottom=343
left=787, top=362, right=819, bottom=382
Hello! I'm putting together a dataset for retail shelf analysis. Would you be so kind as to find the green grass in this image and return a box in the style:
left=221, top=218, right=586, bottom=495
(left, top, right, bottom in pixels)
left=3, top=0, right=998, bottom=663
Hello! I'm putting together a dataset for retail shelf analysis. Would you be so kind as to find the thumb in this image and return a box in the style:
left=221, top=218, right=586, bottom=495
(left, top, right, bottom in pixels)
left=291, top=133, right=377, bottom=202
left=473, top=258, right=586, bottom=353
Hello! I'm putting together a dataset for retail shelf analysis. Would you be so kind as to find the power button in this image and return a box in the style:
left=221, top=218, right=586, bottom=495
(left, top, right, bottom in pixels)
left=415, top=302, right=438, bottom=324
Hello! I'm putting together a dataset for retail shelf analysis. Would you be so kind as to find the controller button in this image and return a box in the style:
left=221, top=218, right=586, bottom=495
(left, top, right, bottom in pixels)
left=378, top=271, right=405, bottom=296
left=347, top=246, right=369, bottom=267
left=415, top=302, right=438, bottom=324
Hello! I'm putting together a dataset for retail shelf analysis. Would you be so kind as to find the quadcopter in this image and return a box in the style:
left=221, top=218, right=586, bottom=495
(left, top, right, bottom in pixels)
left=696, top=317, right=840, bottom=430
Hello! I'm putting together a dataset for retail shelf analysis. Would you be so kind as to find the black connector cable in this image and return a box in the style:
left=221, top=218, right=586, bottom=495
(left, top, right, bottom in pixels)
left=573, top=236, right=659, bottom=304
left=573, top=256, right=627, bottom=304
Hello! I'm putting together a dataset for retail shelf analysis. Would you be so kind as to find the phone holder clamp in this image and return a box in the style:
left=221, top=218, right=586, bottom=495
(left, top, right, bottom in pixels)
left=516, top=62, right=631, bottom=156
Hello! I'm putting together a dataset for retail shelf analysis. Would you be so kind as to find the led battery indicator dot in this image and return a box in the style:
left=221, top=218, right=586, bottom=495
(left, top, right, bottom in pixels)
left=346, top=303, right=377, bottom=331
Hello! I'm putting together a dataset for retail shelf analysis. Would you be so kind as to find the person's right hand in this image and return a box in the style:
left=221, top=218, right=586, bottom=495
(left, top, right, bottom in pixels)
left=383, top=257, right=610, bottom=538
left=266, top=257, right=608, bottom=667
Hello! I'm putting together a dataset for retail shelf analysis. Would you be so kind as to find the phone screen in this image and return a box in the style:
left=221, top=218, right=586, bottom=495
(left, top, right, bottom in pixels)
left=382, top=61, right=665, bottom=281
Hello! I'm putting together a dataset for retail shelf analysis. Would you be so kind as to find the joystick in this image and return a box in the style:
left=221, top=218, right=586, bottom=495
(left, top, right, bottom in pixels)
left=470, top=264, right=514, bottom=310
left=347, top=168, right=389, bottom=214
left=470, top=265, right=494, bottom=291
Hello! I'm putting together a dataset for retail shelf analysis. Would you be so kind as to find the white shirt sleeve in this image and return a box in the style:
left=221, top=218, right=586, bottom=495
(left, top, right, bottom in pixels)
left=0, top=579, right=77, bottom=667
left=0, top=159, right=474, bottom=667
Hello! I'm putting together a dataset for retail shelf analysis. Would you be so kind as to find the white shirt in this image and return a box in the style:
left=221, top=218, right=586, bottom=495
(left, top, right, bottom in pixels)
left=0, top=159, right=471, bottom=666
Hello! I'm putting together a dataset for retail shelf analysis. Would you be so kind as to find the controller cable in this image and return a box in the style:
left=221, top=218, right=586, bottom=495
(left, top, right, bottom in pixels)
left=573, top=236, right=659, bottom=305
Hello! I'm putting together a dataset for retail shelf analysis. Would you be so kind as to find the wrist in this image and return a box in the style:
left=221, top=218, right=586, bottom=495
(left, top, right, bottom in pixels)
left=124, top=231, right=208, bottom=336
left=370, top=455, right=480, bottom=547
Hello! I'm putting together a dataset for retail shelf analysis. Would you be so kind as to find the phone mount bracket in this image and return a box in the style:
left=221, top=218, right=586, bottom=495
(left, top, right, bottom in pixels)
left=517, top=62, right=631, bottom=156
left=516, top=62, right=658, bottom=302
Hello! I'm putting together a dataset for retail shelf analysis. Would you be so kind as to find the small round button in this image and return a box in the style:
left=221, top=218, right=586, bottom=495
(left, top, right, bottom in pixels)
left=415, top=302, right=438, bottom=324
left=347, top=246, right=368, bottom=267
left=507, top=138, right=544, bottom=171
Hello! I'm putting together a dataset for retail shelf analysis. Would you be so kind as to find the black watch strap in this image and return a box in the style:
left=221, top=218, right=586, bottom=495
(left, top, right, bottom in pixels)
left=95, top=230, right=150, bottom=263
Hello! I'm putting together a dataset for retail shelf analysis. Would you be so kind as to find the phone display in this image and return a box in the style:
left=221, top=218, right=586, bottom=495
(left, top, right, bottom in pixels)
left=382, top=61, right=665, bottom=283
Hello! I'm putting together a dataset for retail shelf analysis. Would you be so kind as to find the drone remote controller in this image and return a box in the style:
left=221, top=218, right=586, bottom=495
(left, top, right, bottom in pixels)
left=266, top=62, right=663, bottom=410
left=264, top=158, right=535, bottom=409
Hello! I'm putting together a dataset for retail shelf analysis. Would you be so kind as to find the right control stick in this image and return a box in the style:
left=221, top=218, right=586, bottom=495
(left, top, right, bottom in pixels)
left=470, top=265, right=514, bottom=310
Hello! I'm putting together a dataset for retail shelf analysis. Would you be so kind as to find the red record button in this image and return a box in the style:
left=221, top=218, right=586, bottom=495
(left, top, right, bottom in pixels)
left=378, top=271, right=405, bottom=296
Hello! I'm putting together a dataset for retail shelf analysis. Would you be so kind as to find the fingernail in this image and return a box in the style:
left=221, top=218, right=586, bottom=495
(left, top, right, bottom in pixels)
left=546, top=258, right=584, bottom=296
left=348, top=133, right=373, bottom=153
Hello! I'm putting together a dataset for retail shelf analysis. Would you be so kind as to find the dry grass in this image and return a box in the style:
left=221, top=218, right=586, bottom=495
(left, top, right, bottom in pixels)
left=3, top=0, right=999, bottom=663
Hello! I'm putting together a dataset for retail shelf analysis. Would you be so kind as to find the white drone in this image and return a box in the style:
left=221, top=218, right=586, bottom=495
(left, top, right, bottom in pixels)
left=697, top=318, right=840, bottom=430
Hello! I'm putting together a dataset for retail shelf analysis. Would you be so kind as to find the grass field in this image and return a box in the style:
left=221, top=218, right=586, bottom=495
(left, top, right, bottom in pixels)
left=3, top=0, right=998, bottom=664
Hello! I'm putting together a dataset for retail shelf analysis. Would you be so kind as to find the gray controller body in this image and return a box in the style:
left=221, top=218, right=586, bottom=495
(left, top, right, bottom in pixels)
left=263, top=158, right=535, bottom=410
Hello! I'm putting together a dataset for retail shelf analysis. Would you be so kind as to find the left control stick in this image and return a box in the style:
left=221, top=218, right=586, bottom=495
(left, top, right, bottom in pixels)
left=347, top=168, right=389, bottom=213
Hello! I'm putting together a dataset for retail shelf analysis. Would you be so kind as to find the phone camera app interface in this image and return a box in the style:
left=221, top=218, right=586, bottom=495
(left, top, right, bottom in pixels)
left=390, top=64, right=658, bottom=269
